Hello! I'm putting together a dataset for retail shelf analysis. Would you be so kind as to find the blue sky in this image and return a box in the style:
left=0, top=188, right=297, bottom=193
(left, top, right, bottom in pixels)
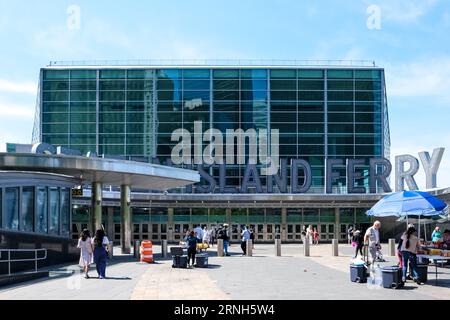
left=0, top=0, right=449, bottom=188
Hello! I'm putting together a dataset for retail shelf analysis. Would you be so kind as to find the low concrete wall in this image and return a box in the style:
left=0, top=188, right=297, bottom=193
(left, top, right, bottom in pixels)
left=0, top=230, right=78, bottom=275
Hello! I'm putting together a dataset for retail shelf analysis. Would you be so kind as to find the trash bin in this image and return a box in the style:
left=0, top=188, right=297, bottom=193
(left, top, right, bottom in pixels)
left=350, top=264, right=367, bottom=283
left=195, top=253, right=209, bottom=268
left=416, top=264, right=428, bottom=283
left=170, top=246, right=188, bottom=268
left=381, top=266, right=404, bottom=289
left=170, top=247, right=185, bottom=256
left=172, top=255, right=188, bottom=268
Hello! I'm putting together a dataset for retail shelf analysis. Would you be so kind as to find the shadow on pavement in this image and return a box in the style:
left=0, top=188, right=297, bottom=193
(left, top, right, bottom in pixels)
left=103, top=276, right=132, bottom=280
left=203, top=264, right=221, bottom=269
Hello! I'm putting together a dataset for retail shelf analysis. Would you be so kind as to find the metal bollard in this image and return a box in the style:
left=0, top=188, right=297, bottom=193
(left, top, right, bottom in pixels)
left=134, top=240, right=141, bottom=260
left=275, top=239, right=281, bottom=256
left=217, top=239, right=224, bottom=257
left=388, top=238, right=396, bottom=256
left=246, top=240, right=253, bottom=256
left=304, top=236, right=310, bottom=256
left=161, top=240, right=168, bottom=258
left=332, top=239, right=339, bottom=256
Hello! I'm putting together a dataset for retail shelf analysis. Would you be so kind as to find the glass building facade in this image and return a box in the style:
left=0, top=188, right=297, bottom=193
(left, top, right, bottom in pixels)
left=34, top=66, right=390, bottom=194
left=30, top=64, right=392, bottom=243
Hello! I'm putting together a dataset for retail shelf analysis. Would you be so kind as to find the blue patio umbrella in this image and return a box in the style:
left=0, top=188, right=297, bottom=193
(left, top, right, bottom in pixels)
left=366, top=190, right=449, bottom=239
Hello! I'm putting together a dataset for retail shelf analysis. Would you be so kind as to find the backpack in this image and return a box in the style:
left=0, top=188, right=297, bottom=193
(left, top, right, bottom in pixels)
left=217, top=229, right=225, bottom=239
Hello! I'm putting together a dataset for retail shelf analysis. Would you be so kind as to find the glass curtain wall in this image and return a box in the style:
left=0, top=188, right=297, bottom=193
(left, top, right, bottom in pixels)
left=41, top=67, right=385, bottom=194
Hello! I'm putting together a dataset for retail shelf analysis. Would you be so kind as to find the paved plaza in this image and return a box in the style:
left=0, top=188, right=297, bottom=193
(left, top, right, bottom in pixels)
left=0, top=243, right=449, bottom=300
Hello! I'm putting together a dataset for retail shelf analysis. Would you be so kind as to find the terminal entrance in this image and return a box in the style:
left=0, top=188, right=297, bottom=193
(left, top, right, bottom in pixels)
left=71, top=206, right=373, bottom=243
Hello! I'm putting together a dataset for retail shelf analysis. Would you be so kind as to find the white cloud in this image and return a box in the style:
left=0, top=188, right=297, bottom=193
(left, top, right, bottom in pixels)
left=0, top=99, right=35, bottom=118
left=384, top=57, right=450, bottom=102
left=0, top=79, right=37, bottom=94
left=365, top=0, right=438, bottom=24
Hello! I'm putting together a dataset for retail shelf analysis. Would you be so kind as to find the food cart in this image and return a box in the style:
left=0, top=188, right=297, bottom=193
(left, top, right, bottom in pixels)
left=417, top=242, right=450, bottom=285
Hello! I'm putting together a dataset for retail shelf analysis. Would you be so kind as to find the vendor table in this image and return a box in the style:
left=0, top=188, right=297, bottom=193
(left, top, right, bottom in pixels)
left=416, top=255, right=450, bottom=285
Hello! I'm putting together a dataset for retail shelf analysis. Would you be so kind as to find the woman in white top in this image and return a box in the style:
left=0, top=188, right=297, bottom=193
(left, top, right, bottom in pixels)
left=77, top=229, right=93, bottom=279
left=202, top=228, right=211, bottom=245
left=400, top=226, right=421, bottom=284
left=306, top=225, right=314, bottom=245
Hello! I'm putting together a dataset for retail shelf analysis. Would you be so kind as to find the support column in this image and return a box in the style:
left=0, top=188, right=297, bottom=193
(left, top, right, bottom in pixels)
left=121, top=185, right=132, bottom=254
left=226, top=208, right=232, bottom=226
left=281, top=208, right=287, bottom=242
left=168, top=208, right=174, bottom=242
left=334, top=207, right=340, bottom=241
left=107, top=207, right=114, bottom=239
left=91, top=182, right=102, bottom=232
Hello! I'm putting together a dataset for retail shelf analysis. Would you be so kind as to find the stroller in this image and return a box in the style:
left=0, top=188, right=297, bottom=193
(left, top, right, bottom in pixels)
left=363, top=244, right=386, bottom=265
left=374, top=246, right=386, bottom=262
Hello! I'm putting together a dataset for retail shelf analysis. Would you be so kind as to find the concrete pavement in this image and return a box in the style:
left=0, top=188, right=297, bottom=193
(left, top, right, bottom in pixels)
left=0, top=243, right=449, bottom=300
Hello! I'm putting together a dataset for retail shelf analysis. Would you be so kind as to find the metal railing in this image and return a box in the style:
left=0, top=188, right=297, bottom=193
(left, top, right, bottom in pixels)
left=48, top=59, right=377, bottom=67
left=0, top=249, right=47, bottom=275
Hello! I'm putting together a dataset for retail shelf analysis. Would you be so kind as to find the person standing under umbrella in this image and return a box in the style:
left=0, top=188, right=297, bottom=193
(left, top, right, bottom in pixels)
left=400, top=226, right=422, bottom=284
left=432, top=226, right=443, bottom=244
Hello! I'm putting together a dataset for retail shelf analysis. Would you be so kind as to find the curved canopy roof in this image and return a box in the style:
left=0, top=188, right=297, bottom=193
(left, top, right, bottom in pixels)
left=0, top=153, right=199, bottom=190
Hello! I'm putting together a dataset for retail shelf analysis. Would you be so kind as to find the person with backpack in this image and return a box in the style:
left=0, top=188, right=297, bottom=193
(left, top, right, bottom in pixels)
left=352, top=229, right=364, bottom=258
left=217, top=224, right=230, bottom=256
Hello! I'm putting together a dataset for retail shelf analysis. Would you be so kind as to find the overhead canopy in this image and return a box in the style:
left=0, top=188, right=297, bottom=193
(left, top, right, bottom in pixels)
left=0, top=153, right=200, bottom=190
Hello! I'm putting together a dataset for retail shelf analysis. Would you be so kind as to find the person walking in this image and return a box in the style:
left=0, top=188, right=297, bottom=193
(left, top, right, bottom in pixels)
left=194, top=225, right=204, bottom=242
left=347, top=225, right=354, bottom=245
left=210, top=226, right=216, bottom=247
left=313, top=227, right=319, bottom=245
left=352, top=230, right=364, bottom=258
left=306, top=225, right=314, bottom=245
left=92, top=229, right=109, bottom=279
left=77, top=229, right=93, bottom=279
left=203, top=227, right=211, bottom=245
left=186, top=230, right=200, bottom=268
left=301, top=226, right=307, bottom=244
left=241, top=226, right=251, bottom=255
left=364, top=221, right=381, bottom=264
left=217, top=224, right=230, bottom=256
left=400, top=226, right=421, bottom=284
